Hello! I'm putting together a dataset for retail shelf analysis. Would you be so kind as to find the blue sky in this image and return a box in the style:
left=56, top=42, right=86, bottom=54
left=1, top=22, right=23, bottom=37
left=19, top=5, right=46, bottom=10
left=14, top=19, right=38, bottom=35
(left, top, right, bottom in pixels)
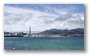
left=4, top=4, right=84, bottom=32
left=4, top=4, right=84, bottom=13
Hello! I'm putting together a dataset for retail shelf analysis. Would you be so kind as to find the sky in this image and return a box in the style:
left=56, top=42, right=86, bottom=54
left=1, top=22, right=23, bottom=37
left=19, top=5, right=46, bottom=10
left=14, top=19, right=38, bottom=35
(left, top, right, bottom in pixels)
left=4, top=4, right=84, bottom=32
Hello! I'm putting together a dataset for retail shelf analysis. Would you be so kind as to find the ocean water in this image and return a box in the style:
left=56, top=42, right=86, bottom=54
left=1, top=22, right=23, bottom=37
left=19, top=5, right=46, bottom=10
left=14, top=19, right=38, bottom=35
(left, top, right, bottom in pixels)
left=4, top=37, right=84, bottom=50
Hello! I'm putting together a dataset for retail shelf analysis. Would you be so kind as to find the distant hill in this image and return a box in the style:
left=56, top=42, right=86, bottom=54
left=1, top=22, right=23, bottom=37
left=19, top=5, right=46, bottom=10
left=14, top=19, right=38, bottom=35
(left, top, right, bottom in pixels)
left=37, top=28, right=84, bottom=35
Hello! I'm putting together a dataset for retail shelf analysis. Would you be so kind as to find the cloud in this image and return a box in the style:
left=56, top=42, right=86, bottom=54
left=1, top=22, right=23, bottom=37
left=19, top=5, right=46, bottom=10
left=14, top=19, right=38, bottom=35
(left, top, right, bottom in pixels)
left=4, top=5, right=84, bottom=32
left=4, top=6, right=58, bottom=31
left=55, top=12, right=73, bottom=21
left=67, top=14, right=84, bottom=28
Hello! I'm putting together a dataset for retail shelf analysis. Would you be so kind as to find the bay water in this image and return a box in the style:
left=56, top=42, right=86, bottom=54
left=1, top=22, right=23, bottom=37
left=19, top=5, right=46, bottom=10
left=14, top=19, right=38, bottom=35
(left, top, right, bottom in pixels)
left=4, top=37, right=84, bottom=50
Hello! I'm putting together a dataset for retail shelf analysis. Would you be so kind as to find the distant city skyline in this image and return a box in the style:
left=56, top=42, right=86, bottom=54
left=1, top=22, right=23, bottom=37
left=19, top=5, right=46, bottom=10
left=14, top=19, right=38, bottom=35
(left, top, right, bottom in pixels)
left=4, top=4, right=84, bottom=32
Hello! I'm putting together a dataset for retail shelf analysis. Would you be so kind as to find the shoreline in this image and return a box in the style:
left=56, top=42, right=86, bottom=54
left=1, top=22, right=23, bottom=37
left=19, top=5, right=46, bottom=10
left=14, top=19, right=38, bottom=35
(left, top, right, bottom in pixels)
left=4, top=36, right=84, bottom=38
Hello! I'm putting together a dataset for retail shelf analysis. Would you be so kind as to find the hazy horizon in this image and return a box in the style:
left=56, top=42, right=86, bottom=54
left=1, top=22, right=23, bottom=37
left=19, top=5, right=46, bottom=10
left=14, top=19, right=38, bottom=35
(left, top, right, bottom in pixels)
left=4, top=27, right=84, bottom=33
